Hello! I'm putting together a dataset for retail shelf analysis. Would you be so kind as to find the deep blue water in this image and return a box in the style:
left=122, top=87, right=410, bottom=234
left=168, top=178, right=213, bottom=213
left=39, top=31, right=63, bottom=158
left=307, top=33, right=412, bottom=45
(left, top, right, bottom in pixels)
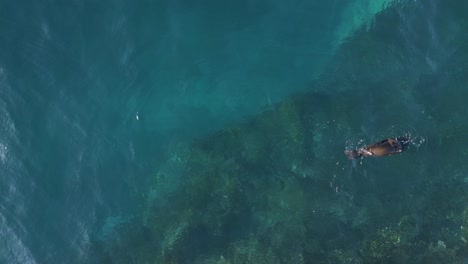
left=1, top=0, right=468, bottom=263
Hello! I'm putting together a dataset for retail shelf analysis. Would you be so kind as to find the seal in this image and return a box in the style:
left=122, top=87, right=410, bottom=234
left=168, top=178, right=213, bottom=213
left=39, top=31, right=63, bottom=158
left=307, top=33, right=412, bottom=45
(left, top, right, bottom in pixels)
left=344, top=137, right=410, bottom=160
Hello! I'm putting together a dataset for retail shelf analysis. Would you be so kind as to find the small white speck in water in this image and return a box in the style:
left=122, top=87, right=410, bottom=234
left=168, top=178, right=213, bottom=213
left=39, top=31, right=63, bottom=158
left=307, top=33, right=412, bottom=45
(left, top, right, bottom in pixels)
left=136, top=112, right=139, bottom=120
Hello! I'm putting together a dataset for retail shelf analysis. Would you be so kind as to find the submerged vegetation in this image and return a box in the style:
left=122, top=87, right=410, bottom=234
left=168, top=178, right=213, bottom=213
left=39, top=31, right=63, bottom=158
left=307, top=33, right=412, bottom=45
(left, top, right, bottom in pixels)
left=92, top=1, right=468, bottom=263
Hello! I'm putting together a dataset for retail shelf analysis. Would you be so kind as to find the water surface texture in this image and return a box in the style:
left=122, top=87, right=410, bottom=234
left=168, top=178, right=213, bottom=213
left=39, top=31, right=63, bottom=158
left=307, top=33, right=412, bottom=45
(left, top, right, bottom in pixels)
left=1, top=0, right=468, bottom=263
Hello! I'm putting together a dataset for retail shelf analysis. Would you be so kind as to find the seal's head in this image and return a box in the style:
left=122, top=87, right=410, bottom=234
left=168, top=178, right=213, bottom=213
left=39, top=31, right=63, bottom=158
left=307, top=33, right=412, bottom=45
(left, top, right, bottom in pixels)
left=395, top=137, right=411, bottom=150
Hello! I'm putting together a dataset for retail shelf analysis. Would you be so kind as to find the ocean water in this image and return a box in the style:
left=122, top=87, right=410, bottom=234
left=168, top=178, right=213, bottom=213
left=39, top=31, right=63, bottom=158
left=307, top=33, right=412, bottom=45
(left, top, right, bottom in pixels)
left=1, top=0, right=468, bottom=263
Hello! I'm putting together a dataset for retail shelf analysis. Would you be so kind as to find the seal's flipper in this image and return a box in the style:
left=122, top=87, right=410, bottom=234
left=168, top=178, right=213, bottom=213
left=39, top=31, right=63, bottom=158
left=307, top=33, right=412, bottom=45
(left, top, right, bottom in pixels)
left=386, top=138, right=402, bottom=152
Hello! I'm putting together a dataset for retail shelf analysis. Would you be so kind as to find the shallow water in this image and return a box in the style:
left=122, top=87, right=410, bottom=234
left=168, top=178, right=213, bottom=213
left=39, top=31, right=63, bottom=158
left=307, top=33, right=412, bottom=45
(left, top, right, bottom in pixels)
left=1, top=0, right=468, bottom=263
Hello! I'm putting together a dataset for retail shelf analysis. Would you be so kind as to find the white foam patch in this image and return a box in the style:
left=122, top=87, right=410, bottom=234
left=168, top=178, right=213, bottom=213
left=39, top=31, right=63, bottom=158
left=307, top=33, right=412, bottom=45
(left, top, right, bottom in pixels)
left=0, top=66, right=18, bottom=140
left=0, top=211, right=37, bottom=264
left=0, top=65, right=38, bottom=263
left=0, top=143, right=8, bottom=163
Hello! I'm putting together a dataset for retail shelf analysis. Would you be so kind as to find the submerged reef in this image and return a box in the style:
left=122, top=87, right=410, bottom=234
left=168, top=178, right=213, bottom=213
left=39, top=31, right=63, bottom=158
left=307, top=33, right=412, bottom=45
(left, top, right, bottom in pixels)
left=98, top=83, right=468, bottom=264
left=92, top=1, right=468, bottom=263
left=141, top=93, right=318, bottom=264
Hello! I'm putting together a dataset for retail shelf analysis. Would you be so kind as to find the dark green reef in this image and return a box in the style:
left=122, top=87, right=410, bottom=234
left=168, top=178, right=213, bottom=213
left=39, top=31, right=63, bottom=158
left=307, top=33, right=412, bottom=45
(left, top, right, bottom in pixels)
left=92, top=1, right=468, bottom=263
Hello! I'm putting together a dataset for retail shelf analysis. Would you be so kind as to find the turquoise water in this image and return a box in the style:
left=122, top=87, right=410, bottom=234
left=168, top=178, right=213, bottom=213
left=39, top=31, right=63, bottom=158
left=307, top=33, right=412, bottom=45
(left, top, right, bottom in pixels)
left=1, top=0, right=468, bottom=263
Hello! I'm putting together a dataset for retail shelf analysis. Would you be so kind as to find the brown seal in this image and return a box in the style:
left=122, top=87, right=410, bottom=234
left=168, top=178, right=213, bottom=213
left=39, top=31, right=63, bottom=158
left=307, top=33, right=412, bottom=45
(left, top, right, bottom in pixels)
left=344, top=137, right=410, bottom=160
